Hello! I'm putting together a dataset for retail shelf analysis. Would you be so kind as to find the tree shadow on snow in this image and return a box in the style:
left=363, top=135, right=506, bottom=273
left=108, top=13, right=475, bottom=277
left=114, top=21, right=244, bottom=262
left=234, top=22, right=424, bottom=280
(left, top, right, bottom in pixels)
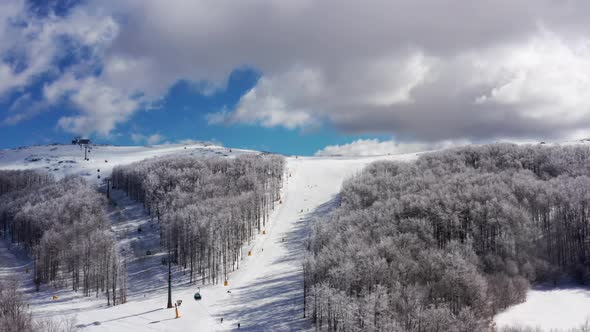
left=215, top=195, right=341, bottom=331
left=276, top=194, right=340, bottom=265
left=76, top=307, right=165, bottom=328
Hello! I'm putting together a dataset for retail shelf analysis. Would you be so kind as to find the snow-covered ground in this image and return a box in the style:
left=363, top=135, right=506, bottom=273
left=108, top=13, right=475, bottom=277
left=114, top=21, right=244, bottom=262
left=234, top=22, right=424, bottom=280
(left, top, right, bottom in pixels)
left=7, top=143, right=590, bottom=331
left=495, top=285, right=590, bottom=331
left=36, top=154, right=417, bottom=331
left=0, top=237, right=31, bottom=281
left=0, top=143, right=419, bottom=331
left=0, top=143, right=254, bottom=185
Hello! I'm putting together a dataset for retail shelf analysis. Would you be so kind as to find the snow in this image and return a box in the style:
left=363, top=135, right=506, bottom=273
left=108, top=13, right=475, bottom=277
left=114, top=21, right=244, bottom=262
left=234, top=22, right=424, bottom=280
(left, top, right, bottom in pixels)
left=0, top=238, right=31, bottom=281
left=0, top=143, right=253, bottom=185
left=58, top=154, right=417, bottom=331
left=495, top=285, right=590, bottom=331
left=0, top=143, right=418, bottom=331
left=4, top=143, right=590, bottom=330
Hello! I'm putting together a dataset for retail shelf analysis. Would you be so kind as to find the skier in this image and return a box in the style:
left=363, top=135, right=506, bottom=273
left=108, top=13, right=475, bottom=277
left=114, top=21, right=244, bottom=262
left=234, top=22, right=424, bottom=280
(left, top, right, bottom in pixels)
left=221, top=317, right=224, bottom=323
left=238, top=323, right=241, bottom=329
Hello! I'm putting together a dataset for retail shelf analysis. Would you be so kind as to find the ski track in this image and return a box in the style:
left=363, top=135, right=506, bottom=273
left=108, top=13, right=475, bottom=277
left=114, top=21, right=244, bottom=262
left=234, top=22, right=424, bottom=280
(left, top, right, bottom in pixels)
left=5, top=143, right=590, bottom=331
left=6, top=143, right=590, bottom=330
left=0, top=144, right=415, bottom=331
left=0, top=144, right=419, bottom=331
left=0, top=238, right=32, bottom=281
left=64, top=155, right=416, bottom=331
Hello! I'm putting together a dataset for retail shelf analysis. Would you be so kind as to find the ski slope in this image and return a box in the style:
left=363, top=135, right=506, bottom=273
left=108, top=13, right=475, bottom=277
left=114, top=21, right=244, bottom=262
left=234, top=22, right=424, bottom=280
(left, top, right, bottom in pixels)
left=0, top=143, right=418, bottom=331
left=44, top=154, right=418, bottom=331
left=4, top=143, right=590, bottom=330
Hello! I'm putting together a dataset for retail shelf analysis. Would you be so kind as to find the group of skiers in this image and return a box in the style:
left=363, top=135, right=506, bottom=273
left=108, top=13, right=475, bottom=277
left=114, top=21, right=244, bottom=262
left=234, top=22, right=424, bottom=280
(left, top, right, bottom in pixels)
left=219, top=317, right=240, bottom=329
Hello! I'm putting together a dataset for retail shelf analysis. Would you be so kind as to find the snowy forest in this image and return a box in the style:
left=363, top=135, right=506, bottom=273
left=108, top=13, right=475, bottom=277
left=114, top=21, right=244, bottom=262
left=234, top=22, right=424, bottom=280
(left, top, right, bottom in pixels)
left=0, top=279, right=78, bottom=332
left=111, top=154, right=285, bottom=284
left=304, top=144, right=590, bottom=331
left=0, top=153, right=284, bottom=331
left=0, top=171, right=126, bottom=306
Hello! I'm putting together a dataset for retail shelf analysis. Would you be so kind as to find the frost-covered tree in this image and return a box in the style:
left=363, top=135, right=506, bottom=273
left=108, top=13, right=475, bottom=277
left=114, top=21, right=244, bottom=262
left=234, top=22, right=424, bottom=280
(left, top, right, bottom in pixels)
left=0, top=279, right=33, bottom=332
left=0, top=279, right=79, bottom=332
left=0, top=170, right=53, bottom=197
left=111, top=154, right=285, bottom=285
left=0, top=172, right=125, bottom=305
left=305, top=144, right=590, bottom=331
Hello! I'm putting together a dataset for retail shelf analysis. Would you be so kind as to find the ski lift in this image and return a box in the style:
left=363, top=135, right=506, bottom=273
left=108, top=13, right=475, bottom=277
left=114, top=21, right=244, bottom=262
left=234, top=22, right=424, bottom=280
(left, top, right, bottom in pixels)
left=194, top=287, right=202, bottom=300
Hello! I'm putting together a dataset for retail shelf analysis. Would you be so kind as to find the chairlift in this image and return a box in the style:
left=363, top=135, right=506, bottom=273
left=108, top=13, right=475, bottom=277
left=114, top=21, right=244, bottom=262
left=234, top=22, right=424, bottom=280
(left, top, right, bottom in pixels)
left=194, top=287, right=202, bottom=300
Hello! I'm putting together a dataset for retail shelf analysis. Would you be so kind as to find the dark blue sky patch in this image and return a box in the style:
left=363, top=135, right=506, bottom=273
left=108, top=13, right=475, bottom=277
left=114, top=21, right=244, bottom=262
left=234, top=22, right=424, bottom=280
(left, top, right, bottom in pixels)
left=27, top=0, right=83, bottom=18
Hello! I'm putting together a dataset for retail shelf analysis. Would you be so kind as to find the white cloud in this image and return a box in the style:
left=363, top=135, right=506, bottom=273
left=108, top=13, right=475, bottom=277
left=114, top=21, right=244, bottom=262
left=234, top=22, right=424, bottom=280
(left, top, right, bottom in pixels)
left=475, top=30, right=590, bottom=123
left=1, top=93, right=46, bottom=125
left=0, top=0, right=130, bottom=135
left=315, top=139, right=467, bottom=157
left=146, top=134, right=164, bottom=145
left=0, top=1, right=118, bottom=96
left=4, top=0, right=590, bottom=143
left=46, top=74, right=139, bottom=136
left=130, top=133, right=165, bottom=145
left=208, top=75, right=318, bottom=129
left=207, top=55, right=434, bottom=130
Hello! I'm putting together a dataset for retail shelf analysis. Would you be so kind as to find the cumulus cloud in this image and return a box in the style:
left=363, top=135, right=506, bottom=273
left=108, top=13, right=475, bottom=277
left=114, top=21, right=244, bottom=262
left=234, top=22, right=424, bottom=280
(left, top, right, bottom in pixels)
left=315, top=139, right=467, bottom=157
left=0, top=1, right=118, bottom=95
left=207, top=69, right=322, bottom=129
left=130, top=132, right=165, bottom=145
left=3, top=0, right=590, bottom=142
left=0, top=0, right=129, bottom=135
left=45, top=74, right=140, bottom=136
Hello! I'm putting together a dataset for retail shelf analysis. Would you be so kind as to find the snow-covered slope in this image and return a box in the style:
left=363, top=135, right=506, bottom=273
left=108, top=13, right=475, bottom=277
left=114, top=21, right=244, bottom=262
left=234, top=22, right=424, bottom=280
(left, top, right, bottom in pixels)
left=0, top=145, right=418, bottom=331
left=0, top=143, right=254, bottom=184
left=495, top=285, right=590, bottom=330
left=3, top=143, right=590, bottom=331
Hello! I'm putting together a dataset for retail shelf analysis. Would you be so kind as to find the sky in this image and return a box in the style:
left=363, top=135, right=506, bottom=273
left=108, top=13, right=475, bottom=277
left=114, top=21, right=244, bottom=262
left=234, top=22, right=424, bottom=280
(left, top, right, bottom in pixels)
left=0, top=0, right=590, bottom=156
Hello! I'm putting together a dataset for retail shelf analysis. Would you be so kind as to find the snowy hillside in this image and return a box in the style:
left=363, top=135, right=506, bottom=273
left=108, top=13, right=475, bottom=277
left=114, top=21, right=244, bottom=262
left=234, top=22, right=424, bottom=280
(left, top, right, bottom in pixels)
left=0, top=143, right=255, bottom=184
left=495, top=285, right=590, bottom=330
left=48, top=154, right=419, bottom=331
left=2, top=143, right=590, bottom=331
left=0, top=143, right=419, bottom=331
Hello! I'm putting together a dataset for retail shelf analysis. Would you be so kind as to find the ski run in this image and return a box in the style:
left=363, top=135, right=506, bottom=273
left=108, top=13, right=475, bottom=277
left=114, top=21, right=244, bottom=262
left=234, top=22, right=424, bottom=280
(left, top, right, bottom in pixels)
left=1, top=143, right=590, bottom=331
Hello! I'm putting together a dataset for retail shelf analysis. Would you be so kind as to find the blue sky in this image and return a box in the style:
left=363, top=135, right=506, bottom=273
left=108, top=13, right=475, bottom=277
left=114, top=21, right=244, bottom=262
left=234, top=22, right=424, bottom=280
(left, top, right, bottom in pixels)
left=0, top=65, right=384, bottom=155
left=0, top=1, right=384, bottom=155
left=1, top=0, right=589, bottom=156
